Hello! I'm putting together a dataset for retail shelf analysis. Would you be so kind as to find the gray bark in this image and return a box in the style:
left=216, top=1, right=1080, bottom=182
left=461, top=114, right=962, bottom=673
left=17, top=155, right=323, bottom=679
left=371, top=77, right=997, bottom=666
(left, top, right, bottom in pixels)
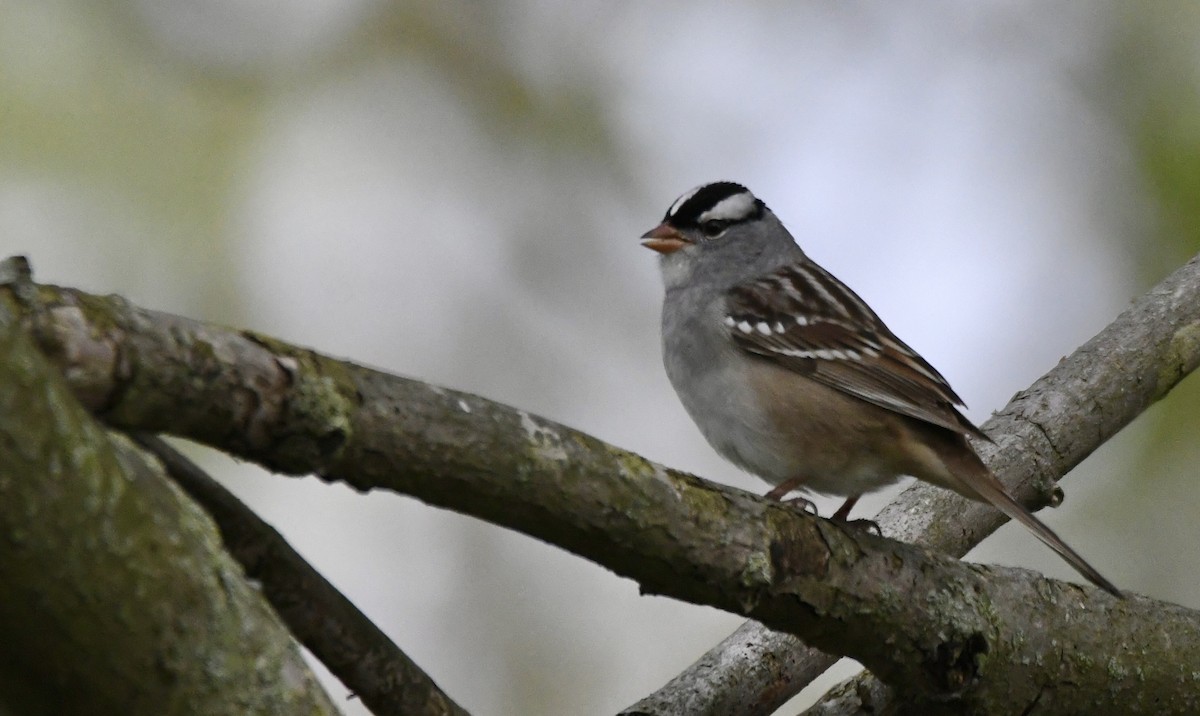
left=7, top=253, right=1200, bottom=714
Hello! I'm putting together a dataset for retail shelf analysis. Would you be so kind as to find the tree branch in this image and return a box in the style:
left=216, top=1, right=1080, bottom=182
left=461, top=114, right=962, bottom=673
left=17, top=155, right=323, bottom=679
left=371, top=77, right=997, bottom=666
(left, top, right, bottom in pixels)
left=620, top=622, right=837, bottom=716
left=7, top=253, right=1200, bottom=713
left=627, top=252, right=1200, bottom=715
left=131, top=434, right=471, bottom=716
left=0, top=270, right=338, bottom=716
left=621, top=620, right=838, bottom=716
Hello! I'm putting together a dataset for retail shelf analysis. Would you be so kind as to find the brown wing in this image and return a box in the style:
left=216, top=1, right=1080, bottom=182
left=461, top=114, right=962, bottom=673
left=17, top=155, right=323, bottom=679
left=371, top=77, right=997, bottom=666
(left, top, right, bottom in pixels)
left=725, top=260, right=989, bottom=441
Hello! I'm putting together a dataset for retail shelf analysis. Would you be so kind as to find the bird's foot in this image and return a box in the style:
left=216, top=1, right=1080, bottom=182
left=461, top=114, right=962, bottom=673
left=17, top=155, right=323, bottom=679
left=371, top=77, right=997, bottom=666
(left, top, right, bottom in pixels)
left=836, top=517, right=882, bottom=536
left=782, top=495, right=819, bottom=515
left=828, top=494, right=881, bottom=534
left=763, top=478, right=818, bottom=515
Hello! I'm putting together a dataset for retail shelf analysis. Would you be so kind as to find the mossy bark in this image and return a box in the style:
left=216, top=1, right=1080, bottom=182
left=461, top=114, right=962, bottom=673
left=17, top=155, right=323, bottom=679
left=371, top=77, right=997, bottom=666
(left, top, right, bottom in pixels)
left=0, top=313, right=337, bottom=716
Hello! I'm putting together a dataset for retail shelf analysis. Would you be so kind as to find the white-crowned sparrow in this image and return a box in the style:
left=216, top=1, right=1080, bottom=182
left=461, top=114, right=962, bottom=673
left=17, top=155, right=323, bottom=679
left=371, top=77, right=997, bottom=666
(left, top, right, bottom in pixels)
left=643, top=181, right=1119, bottom=596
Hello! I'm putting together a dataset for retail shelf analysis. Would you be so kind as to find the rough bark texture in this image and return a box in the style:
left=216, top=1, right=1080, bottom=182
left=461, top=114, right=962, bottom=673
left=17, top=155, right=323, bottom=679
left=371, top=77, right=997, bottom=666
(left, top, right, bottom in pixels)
left=132, top=434, right=471, bottom=716
left=0, top=295, right=338, bottom=716
left=628, top=252, right=1200, bottom=716
left=623, top=620, right=839, bottom=716
left=5, top=253, right=1200, bottom=714
left=622, top=623, right=838, bottom=716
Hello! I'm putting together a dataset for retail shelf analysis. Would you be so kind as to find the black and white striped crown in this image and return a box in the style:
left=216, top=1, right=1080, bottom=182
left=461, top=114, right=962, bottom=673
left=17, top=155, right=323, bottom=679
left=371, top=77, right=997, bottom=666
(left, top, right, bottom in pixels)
left=663, top=182, right=766, bottom=231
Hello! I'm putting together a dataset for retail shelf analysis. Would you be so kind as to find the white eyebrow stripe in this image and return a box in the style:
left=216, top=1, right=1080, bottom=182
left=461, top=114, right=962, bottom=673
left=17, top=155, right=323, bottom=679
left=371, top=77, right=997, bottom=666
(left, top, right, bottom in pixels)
left=698, top=191, right=756, bottom=223
left=667, top=185, right=705, bottom=218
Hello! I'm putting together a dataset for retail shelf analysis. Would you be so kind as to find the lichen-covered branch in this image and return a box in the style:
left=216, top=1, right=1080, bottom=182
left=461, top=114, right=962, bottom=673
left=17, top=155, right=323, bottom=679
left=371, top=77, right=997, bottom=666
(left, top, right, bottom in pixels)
left=6, top=253, right=1200, bottom=714
left=0, top=288, right=338, bottom=716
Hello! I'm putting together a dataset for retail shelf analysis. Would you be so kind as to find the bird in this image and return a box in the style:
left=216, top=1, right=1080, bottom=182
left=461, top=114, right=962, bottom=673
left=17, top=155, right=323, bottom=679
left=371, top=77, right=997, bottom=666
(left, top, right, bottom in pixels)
left=641, top=180, right=1120, bottom=596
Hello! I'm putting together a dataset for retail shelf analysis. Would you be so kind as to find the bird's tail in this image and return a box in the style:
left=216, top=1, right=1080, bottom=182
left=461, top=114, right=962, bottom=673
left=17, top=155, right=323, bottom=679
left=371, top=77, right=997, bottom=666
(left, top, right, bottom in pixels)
left=946, top=445, right=1122, bottom=597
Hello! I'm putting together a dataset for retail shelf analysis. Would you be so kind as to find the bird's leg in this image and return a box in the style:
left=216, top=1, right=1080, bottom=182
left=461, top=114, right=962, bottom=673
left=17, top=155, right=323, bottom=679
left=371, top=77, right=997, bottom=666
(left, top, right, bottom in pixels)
left=831, top=495, right=859, bottom=521
left=764, top=476, right=818, bottom=515
left=764, top=476, right=805, bottom=501
left=831, top=494, right=881, bottom=535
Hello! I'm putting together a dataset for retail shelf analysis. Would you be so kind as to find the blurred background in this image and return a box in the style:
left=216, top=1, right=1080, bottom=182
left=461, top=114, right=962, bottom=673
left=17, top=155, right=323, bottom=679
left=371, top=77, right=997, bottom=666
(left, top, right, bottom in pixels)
left=4, top=1, right=1199, bottom=713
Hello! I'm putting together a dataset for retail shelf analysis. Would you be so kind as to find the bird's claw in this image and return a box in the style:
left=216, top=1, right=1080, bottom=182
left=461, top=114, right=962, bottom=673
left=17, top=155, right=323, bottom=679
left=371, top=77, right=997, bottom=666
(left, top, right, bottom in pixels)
left=837, top=517, right=882, bottom=536
left=782, top=496, right=819, bottom=515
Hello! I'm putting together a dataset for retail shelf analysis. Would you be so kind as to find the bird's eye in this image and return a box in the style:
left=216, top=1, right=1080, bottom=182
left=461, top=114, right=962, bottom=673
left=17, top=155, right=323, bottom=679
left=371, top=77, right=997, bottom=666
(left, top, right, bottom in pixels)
left=700, top=219, right=729, bottom=237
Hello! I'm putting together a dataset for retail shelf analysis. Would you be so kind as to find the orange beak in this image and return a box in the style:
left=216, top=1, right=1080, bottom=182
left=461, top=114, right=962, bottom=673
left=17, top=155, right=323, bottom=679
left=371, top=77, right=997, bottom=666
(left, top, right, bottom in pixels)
left=640, top=223, right=690, bottom=254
